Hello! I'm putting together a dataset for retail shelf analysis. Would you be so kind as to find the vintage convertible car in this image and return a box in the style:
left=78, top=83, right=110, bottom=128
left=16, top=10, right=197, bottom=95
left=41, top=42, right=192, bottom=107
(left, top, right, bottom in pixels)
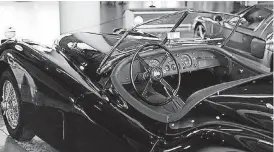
left=0, top=10, right=272, bottom=152
left=193, top=3, right=273, bottom=73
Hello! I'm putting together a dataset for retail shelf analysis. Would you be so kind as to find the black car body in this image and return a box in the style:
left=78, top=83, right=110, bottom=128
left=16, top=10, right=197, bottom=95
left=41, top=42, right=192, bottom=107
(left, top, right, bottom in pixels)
left=193, top=3, right=273, bottom=73
left=0, top=10, right=272, bottom=152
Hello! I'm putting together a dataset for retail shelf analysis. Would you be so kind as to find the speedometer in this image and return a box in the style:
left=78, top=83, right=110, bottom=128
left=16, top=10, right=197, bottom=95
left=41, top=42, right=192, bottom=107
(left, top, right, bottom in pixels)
left=148, top=59, right=160, bottom=67
left=181, top=55, right=192, bottom=67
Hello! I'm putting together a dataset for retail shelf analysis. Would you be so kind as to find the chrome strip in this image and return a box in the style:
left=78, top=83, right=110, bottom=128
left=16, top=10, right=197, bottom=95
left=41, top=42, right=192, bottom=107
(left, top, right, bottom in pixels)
left=163, top=145, right=182, bottom=152
left=258, top=139, right=273, bottom=146
left=254, top=18, right=267, bottom=32
left=220, top=129, right=243, bottom=131
left=210, top=94, right=273, bottom=98
left=260, top=17, right=273, bottom=37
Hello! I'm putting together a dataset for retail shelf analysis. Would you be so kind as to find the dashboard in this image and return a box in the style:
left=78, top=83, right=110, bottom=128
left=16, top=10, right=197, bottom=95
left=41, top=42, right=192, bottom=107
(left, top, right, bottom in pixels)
left=117, top=50, right=220, bottom=84
left=146, top=50, right=220, bottom=76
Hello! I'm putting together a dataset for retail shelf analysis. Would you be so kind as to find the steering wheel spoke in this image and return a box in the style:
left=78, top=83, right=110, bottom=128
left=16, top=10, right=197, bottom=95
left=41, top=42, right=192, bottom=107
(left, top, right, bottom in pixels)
left=130, top=43, right=181, bottom=106
left=142, top=79, right=153, bottom=97
left=160, top=79, right=175, bottom=95
left=135, top=72, right=149, bottom=82
left=136, top=54, right=150, bottom=71
left=159, top=53, right=169, bottom=67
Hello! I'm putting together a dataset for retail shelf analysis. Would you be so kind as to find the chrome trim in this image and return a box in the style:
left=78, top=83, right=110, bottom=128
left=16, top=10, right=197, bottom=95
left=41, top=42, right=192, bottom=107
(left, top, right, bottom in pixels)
left=210, top=94, right=273, bottom=98
left=266, top=103, right=274, bottom=110
left=163, top=146, right=182, bottom=152
left=258, top=139, right=273, bottom=146
left=254, top=15, right=273, bottom=32
left=149, top=139, right=160, bottom=152
left=260, top=17, right=273, bottom=37
left=53, top=33, right=72, bottom=46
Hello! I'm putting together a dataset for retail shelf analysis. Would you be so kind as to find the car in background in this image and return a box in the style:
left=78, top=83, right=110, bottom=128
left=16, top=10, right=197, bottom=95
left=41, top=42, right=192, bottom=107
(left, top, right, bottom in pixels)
left=193, top=3, right=273, bottom=72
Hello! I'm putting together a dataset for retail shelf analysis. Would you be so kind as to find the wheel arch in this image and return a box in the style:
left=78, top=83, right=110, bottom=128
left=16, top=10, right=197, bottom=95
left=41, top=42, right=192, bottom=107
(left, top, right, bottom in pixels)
left=194, top=21, right=207, bottom=37
left=0, top=60, right=36, bottom=141
left=194, top=21, right=204, bottom=30
left=193, top=16, right=207, bottom=31
left=0, top=50, right=37, bottom=105
left=0, top=60, right=12, bottom=78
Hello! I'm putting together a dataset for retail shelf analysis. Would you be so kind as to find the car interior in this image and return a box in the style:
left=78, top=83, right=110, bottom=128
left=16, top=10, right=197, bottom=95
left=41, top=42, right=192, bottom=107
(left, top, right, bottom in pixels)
left=57, top=32, right=261, bottom=123
left=110, top=44, right=258, bottom=123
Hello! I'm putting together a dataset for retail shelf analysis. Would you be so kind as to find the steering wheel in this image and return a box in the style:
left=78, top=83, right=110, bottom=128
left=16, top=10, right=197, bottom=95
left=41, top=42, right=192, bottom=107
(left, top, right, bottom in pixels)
left=130, top=43, right=181, bottom=106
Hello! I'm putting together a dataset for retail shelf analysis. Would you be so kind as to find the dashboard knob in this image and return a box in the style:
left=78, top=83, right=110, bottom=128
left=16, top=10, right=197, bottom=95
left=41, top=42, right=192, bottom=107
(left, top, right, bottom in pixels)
left=171, top=64, right=176, bottom=70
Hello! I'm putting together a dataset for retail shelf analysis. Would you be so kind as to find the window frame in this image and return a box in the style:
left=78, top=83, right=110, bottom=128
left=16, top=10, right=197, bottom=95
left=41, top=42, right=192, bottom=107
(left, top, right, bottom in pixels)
left=237, top=6, right=272, bottom=31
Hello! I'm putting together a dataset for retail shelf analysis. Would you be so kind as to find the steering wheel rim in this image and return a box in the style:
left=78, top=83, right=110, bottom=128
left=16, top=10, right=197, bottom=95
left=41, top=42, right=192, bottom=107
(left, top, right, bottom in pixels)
left=130, top=43, right=181, bottom=106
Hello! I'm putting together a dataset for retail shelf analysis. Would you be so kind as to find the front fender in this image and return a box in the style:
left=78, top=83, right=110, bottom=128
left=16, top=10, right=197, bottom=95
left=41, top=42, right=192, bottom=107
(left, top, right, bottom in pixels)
left=0, top=49, right=38, bottom=105
left=0, top=47, right=77, bottom=113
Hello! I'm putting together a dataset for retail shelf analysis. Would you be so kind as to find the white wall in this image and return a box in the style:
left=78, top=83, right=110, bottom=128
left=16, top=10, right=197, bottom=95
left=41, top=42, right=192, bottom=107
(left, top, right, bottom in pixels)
left=0, top=2, right=60, bottom=46
left=128, top=1, right=186, bottom=8
left=59, top=1, right=100, bottom=34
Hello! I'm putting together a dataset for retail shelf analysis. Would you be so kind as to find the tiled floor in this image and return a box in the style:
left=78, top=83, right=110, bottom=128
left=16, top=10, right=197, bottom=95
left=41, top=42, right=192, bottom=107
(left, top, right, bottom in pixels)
left=0, top=114, right=57, bottom=152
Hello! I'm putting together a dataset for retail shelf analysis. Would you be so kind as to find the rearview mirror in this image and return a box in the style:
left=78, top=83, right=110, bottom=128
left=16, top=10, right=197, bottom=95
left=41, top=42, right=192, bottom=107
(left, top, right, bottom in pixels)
left=214, top=15, right=223, bottom=22
left=4, top=27, right=16, bottom=39
left=251, top=38, right=265, bottom=59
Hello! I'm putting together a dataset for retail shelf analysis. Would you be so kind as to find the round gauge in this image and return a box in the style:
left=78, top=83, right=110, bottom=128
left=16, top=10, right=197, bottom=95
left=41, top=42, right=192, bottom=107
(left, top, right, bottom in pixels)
left=167, top=56, right=172, bottom=63
left=165, top=65, right=170, bottom=71
left=171, top=64, right=176, bottom=70
left=181, top=55, right=192, bottom=67
left=148, top=59, right=160, bottom=67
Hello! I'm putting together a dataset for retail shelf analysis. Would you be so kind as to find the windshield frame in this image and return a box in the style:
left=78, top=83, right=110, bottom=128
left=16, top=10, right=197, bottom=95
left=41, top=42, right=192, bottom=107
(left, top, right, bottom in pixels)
left=97, top=9, right=242, bottom=74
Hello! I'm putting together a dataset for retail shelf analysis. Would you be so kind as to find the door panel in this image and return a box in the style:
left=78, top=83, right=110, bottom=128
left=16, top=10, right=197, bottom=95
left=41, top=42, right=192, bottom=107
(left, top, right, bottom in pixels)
left=224, top=25, right=254, bottom=53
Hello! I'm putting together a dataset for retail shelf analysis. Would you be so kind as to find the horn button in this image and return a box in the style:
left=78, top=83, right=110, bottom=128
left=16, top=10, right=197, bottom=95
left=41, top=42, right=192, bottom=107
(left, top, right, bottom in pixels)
left=150, top=67, right=163, bottom=81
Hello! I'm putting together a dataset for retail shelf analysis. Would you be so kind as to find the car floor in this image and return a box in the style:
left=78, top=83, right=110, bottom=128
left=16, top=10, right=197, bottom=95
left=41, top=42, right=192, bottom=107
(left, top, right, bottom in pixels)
left=0, top=114, right=58, bottom=152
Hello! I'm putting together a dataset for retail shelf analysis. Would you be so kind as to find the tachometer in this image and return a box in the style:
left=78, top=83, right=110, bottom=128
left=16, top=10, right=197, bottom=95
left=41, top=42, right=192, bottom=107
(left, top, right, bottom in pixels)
left=181, top=55, right=192, bottom=67
left=148, top=59, right=160, bottom=67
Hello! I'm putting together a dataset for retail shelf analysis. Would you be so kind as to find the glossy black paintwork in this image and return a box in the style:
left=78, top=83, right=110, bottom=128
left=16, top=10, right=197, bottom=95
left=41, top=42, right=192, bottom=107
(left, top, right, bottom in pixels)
left=0, top=37, right=272, bottom=152
left=163, top=75, right=273, bottom=152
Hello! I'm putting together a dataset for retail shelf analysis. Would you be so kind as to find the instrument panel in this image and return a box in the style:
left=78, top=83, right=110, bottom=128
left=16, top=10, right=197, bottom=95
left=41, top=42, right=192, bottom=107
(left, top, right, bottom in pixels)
left=145, top=50, right=220, bottom=76
left=117, top=50, right=220, bottom=84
